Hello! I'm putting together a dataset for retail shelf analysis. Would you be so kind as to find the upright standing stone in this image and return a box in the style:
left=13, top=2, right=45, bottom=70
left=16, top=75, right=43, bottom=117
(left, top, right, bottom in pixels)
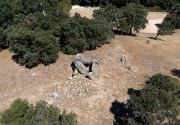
left=87, top=60, right=99, bottom=80
left=74, top=59, right=89, bottom=76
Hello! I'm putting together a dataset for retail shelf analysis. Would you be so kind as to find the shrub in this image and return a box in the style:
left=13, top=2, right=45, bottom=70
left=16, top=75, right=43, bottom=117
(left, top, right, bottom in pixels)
left=146, top=40, right=150, bottom=44
left=54, top=13, right=114, bottom=54
left=0, top=98, right=78, bottom=125
left=6, top=27, right=60, bottom=68
left=0, top=27, right=5, bottom=45
left=127, top=74, right=180, bottom=124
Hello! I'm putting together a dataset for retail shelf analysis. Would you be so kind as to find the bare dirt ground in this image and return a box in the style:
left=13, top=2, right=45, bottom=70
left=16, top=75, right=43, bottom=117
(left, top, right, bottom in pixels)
left=0, top=7, right=180, bottom=125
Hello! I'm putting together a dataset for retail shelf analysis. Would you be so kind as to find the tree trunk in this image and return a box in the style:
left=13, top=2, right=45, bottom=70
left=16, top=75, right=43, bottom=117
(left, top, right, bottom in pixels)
left=154, top=34, right=159, bottom=39
left=130, top=26, right=132, bottom=35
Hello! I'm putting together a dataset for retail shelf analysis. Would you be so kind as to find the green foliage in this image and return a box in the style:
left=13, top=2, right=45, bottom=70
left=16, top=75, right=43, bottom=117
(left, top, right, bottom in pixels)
left=146, top=40, right=150, bottom=44
left=57, top=0, right=72, bottom=14
left=93, top=4, right=119, bottom=29
left=0, top=98, right=78, bottom=125
left=1, top=0, right=70, bottom=67
left=93, top=3, right=148, bottom=35
left=127, top=74, right=180, bottom=125
left=59, top=109, right=78, bottom=125
left=155, top=15, right=175, bottom=39
left=0, top=27, right=5, bottom=45
left=0, top=0, right=14, bottom=29
left=168, top=4, right=180, bottom=29
left=0, top=98, right=29, bottom=124
left=5, top=27, right=60, bottom=68
left=54, top=13, right=114, bottom=54
left=120, top=3, right=148, bottom=35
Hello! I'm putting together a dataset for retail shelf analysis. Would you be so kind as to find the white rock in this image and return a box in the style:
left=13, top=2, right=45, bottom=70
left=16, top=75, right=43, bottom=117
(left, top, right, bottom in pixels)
left=52, top=92, right=59, bottom=98
left=66, top=77, right=72, bottom=80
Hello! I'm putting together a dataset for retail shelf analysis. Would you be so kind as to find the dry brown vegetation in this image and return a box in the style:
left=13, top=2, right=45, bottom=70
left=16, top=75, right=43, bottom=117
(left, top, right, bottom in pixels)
left=0, top=7, right=180, bottom=125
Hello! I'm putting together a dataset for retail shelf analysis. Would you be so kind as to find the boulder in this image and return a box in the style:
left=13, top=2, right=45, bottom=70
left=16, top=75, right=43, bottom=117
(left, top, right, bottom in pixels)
left=91, top=60, right=99, bottom=76
left=87, top=72, right=96, bottom=80
left=72, top=67, right=79, bottom=76
left=87, top=60, right=99, bottom=80
left=74, top=59, right=89, bottom=76
left=73, top=54, right=91, bottom=65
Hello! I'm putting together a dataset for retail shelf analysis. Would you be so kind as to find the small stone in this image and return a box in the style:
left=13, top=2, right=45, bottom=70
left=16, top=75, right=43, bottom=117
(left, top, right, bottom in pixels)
left=78, top=91, right=83, bottom=97
left=120, top=57, right=126, bottom=64
left=52, top=92, right=59, bottom=98
left=134, top=76, right=137, bottom=79
left=66, top=77, right=72, bottom=80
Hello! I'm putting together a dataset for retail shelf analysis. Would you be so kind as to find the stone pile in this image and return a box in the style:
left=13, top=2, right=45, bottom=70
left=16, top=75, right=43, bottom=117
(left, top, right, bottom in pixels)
left=72, top=54, right=99, bottom=80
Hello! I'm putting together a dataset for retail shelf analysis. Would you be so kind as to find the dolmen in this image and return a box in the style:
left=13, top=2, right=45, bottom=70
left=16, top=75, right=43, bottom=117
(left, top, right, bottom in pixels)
left=72, top=54, right=99, bottom=80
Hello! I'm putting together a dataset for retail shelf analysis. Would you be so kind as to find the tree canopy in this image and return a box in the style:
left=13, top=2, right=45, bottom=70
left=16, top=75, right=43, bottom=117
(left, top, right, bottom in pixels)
left=127, top=74, right=180, bottom=124
left=119, top=3, right=148, bottom=34
left=53, top=13, right=114, bottom=54
left=93, top=4, right=119, bottom=29
left=0, top=98, right=78, bottom=125
left=93, top=3, right=148, bottom=35
left=71, top=0, right=180, bottom=10
left=155, top=16, right=175, bottom=39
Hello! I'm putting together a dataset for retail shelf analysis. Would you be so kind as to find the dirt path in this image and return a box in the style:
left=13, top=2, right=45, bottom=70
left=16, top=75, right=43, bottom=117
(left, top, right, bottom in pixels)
left=0, top=8, right=180, bottom=125
left=140, top=12, right=167, bottom=33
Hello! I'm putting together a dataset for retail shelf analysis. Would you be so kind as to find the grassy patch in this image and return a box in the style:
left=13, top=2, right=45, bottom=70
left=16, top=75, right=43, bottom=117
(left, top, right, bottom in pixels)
left=147, top=6, right=168, bottom=12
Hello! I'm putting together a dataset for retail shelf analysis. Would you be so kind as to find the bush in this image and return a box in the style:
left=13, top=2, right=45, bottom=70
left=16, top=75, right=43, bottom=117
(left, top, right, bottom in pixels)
left=0, top=27, right=5, bottom=45
left=0, top=98, right=78, bottom=125
left=127, top=74, right=180, bottom=124
left=6, top=27, right=60, bottom=68
left=54, top=13, right=114, bottom=54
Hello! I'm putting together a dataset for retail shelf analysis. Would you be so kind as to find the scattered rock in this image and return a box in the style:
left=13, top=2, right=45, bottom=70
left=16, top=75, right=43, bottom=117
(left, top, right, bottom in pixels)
left=108, top=53, right=112, bottom=56
left=78, top=91, right=83, bottom=97
left=52, top=92, right=59, bottom=98
left=120, top=57, right=126, bottom=64
left=66, top=77, right=72, bottom=80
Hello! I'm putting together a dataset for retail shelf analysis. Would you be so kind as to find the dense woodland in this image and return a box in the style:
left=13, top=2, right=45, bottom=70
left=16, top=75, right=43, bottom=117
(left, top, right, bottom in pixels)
left=1, top=0, right=180, bottom=124
left=71, top=0, right=180, bottom=10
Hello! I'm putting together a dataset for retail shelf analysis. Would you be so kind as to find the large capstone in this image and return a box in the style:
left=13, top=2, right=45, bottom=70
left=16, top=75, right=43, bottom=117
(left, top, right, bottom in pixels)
left=73, top=54, right=92, bottom=65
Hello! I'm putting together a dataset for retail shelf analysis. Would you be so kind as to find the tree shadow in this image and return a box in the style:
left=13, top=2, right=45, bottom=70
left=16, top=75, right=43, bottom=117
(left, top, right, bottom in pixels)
left=113, top=30, right=137, bottom=36
left=0, top=44, right=8, bottom=52
left=110, top=88, right=141, bottom=125
left=12, top=55, right=19, bottom=64
left=147, top=37, right=164, bottom=41
left=110, top=100, right=128, bottom=125
left=11, top=54, right=40, bottom=69
left=155, top=23, right=161, bottom=28
left=171, top=69, right=180, bottom=78
left=128, top=88, right=141, bottom=97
